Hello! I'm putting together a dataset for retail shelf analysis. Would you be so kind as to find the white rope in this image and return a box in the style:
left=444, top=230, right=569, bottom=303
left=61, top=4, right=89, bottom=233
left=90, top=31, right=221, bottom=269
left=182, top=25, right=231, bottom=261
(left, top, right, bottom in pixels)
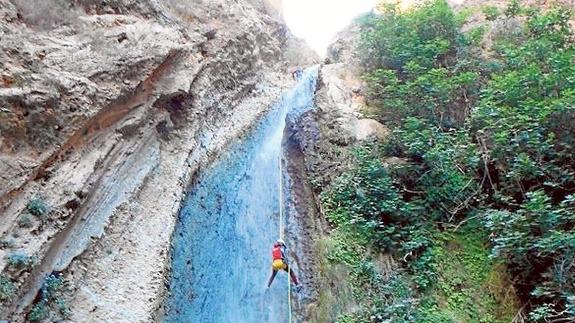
left=279, top=153, right=284, bottom=240
left=278, top=153, right=292, bottom=323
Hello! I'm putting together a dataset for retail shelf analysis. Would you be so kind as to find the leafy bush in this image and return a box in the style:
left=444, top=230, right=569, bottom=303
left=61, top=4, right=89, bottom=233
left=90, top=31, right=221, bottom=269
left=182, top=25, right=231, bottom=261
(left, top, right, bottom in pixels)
left=26, top=197, right=48, bottom=217
left=6, top=251, right=37, bottom=269
left=471, top=8, right=575, bottom=200
left=29, top=302, right=49, bottom=321
left=18, top=214, right=34, bottom=228
left=344, top=0, right=575, bottom=320
left=471, top=9, right=575, bottom=318
left=44, top=273, right=65, bottom=296
left=0, top=275, right=15, bottom=301
left=319, top=146, right=419, bottom=320
left=482, top=6, right=501, bottom=21
left=28, top=273, right=69, bottom=321
left=387, top=118, right=480, bottom=223
left=505, top=0, right=521, bottom=17
left=361, top=0, right=481, bottom=127
left=0, top=238, right=16, bottom=249
left=485, top=192, right=575, bottom=320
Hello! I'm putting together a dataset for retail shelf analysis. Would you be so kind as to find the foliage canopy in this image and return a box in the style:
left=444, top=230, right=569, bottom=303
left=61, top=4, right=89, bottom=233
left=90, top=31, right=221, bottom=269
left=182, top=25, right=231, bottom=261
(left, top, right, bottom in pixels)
left=320, top=0, right=575, bottom=321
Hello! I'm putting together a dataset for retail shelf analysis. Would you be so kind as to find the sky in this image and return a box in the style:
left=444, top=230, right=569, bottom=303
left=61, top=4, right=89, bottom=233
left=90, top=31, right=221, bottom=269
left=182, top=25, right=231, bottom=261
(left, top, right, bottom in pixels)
left=283, top=0, right=378, bottom=56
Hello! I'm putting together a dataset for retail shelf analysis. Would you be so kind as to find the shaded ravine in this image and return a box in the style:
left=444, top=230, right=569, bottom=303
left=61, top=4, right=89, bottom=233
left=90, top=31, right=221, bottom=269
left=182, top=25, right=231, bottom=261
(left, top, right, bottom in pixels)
left=165, top=67, right=319, bottom=322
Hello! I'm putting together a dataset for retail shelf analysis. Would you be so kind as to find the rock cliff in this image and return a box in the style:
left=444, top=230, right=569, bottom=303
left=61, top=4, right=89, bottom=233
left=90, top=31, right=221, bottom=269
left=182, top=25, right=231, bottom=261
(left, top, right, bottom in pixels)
left=0, top=0, right=318, bottom=321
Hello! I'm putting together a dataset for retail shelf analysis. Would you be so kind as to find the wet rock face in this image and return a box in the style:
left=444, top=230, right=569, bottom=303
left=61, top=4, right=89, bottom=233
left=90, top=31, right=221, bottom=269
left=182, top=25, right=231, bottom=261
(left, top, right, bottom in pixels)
left=290, top=60, right=388, bottom=191
left=281, top=43, right=390, bottom=323
left=166, top=68, right=318, bottom=322
left=0, top=0, right=312, bottom=321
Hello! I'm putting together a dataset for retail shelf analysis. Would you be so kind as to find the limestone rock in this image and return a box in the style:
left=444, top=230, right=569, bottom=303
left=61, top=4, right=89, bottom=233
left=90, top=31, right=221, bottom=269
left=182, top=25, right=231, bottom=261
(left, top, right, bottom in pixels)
left=356, top=119, right=388, bottom=141
left=0, top=0, right=316, bottom=321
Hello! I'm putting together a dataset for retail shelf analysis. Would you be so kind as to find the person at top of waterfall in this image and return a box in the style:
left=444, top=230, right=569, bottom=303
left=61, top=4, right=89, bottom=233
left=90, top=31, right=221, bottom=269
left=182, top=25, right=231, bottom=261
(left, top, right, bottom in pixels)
left=292, top=68, right=303, bottom=81
left=267, top=239, right=300, bottom=288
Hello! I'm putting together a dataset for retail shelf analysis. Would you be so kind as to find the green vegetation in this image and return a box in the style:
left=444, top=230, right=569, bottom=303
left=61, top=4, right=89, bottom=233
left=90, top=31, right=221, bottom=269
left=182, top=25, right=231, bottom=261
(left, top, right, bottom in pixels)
left=318, top=0, right=575, bottom=321
left=0, top=275, right=15, bottom=302
left=6, top=251, right=37, bottom=269
left=320, top=145, right=514, bottom=321
left=319, top=146, right=419, bottom=322
left=505, top=0, right=521, bottom=18
left=417, top=224, right=518, bottom=322
left=18, top=214, right=34, bottom=228
left=28, top=273, right=69, bottom=321
left=0, top=238, right=16, bottom=249
left=26, top=197, right=48, bottom=217
left=482, top=6, right=500, bottom=21
left=28, top=302, right=49, bottom=322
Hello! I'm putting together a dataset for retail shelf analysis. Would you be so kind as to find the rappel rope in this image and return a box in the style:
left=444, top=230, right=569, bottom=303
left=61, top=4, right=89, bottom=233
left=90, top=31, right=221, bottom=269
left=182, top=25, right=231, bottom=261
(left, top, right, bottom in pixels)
left=278, top=153, right=292, bottom=323
left=279, top=154, right=285, bottom=240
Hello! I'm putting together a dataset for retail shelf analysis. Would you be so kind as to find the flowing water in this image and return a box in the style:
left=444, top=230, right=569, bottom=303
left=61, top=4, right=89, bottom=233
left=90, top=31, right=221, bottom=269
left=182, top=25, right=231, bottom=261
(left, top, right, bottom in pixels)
left=165, top=67, right=319, bottom=322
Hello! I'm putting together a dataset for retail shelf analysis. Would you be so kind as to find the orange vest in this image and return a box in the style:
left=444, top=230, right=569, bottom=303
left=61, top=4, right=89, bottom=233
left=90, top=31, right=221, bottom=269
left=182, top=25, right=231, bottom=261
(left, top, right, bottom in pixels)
left=272, top=246, right=283, bottom=260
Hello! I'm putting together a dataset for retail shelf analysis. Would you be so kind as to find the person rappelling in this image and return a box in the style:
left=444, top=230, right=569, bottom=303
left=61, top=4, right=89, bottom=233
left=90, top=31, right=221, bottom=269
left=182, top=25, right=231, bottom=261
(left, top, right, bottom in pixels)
left=292, top=67, right=303, bottom=81
left=267, top=239, right=300, bottom=289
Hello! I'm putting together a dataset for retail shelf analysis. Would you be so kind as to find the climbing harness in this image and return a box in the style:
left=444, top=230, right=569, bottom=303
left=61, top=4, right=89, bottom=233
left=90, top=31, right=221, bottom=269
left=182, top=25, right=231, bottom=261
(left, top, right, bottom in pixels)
left=278, top=153, right=292, bottom=323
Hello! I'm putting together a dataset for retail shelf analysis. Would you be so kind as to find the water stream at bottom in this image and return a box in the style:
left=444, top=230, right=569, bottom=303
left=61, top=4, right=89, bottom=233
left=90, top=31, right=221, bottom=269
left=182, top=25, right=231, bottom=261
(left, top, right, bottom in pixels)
left=165, top=67, right=318, bottom=322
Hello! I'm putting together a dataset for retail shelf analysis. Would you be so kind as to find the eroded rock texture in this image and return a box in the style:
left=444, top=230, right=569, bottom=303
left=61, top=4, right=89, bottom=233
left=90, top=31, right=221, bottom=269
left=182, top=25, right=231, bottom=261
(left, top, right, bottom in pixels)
left=0, top=0, right=318, bottom=321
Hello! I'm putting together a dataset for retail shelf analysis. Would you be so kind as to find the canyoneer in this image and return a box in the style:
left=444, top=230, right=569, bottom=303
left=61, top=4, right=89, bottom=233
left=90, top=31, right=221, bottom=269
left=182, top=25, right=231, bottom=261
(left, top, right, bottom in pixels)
left=292, top=67, right=303, bottom=80
left=267, top=239, right=300, bottom=289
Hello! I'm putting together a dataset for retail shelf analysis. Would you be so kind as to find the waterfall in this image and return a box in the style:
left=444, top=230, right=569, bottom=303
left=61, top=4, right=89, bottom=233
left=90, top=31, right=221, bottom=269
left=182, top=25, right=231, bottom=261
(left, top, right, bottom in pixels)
left=165, top=67, right=319, bottom=322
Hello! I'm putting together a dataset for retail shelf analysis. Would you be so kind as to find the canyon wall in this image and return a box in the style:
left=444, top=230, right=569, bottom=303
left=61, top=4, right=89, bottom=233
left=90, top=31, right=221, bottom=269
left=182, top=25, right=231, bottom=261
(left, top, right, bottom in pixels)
left=0, top=0, right=318, bottom=321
